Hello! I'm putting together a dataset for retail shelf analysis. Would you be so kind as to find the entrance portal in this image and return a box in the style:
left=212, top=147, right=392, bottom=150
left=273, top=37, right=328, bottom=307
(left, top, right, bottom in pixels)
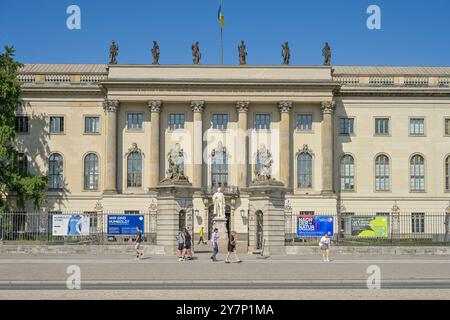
left=256, top=210, right=264, bottom=250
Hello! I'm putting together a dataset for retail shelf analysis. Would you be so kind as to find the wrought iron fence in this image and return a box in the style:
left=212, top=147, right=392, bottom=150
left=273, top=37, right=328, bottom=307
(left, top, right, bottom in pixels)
left=0, top=211, right=157, bottom=245
left=285, top=212, right=450, bottom=246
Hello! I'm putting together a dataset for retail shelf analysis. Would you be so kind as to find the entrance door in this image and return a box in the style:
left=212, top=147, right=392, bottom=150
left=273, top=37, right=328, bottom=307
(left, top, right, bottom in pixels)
left=208, top=205, right=214, bottom=239
left=179, top=210, right=186, bottom=231
left=256, top=210, right=264, bottom=250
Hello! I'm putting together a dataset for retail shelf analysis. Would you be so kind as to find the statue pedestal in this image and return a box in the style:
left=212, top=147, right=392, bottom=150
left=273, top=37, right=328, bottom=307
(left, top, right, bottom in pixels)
left=212, top=217, right=229, bottom=253
left=243, top=182, right=289, bottom=256
left=155, top=181, right=199, bottom=255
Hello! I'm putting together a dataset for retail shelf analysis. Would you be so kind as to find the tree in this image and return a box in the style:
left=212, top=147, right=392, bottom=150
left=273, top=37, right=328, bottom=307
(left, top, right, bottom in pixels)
left=0, top=46, right=47, bottom=212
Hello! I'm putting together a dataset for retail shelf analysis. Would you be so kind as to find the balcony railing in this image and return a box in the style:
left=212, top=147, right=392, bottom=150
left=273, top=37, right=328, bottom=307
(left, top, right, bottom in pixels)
left=202, top=185, right=239, bottom=196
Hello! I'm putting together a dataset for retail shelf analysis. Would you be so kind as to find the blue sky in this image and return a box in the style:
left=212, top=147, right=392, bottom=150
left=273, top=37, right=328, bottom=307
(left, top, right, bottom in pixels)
left=0, top=0, right=449, bottom=66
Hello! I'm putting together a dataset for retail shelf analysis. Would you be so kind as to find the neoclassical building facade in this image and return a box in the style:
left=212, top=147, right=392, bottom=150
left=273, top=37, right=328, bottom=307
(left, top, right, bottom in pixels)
left=15, top=64, right=450, bottom=242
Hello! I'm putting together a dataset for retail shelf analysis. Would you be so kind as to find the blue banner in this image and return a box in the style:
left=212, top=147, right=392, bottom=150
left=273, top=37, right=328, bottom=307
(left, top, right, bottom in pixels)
left=107, top=215, right=144, bottom=235
left=297, top=216, right=334, bottom=237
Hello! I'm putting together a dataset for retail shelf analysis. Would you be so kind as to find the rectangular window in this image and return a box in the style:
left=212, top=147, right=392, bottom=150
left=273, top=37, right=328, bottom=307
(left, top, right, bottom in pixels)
left=212, top=114, right=228, bottom=130
left=445, top=119, right=450, bottom=136
left=299, top=211, right=315, bottom=215
left=18, top=153, right=28, bottom=175
left=83, top=211, right=98, bottom=234
left=410, top=118, right=425, bottom=135
left=15, top=116, right=29, bottom=133
left=84, top=116, right=100, bottom=133
left=49, top=116, right=64, bottom=133
left=339, top=118, right=354, bottom=135
left=411, top=213, right=425, bottom=233
left=296, top=114, right=313, bottom=131
left=375, top=118, right=389, bottom=135
left=124, top=210, right=140, bottom=214
left=127, top=113, right=143, bottom=130
left=168, top=113, right=186, bottom=130
left=255, top=114, right=271, bottom=130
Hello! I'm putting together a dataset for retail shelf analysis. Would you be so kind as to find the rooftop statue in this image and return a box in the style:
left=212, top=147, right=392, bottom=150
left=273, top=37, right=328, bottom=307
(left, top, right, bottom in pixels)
left=282, top=42, right=290, bottom=65
left=192, top=41, right=201, bottom=65
left=322, top=42, right=331, bottom=66
left=151, top=41, right=160, bottom=65
left=109, top=40, right=118, bottom=64
left=238, top=40, right=247, bottom=65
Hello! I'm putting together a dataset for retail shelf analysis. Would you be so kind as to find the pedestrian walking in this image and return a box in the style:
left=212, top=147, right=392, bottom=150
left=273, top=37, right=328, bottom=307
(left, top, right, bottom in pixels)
left=134, top=226, right=144, bottom=260
left=210, top=228, right=219, bottom=262
left=225, top=231, right=242, bottom=264
left=197, top=226, right=207, bottom=245
left=184, top=228, right=193, bottom=260
left=177, top=230, right=186, bottom=261
left=319, top=232, right=331, bottom=262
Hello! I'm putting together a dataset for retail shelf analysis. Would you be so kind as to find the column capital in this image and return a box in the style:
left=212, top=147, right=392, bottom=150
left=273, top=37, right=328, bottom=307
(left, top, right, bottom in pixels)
left=102, top=99, right=119, bottom=112
left=320, top=101, right=336, bottom=114
left=148, top=100, right=163, bottom=113
left=190, top=100, right=205, bottom=113
left=236, top=101, right=250, bottom=113
left=278, top=101, right=293, bottom=113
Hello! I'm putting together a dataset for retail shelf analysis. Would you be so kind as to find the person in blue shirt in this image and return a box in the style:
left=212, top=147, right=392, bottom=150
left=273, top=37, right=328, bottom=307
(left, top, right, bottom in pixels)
left=67, top=215, right=83, bottom=235
left=210, top=228, right=219, bottom=262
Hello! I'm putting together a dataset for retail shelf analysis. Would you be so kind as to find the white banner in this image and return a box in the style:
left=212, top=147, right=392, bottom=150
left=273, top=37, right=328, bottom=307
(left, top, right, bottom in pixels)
left=52, top=215, right=90, bottom=236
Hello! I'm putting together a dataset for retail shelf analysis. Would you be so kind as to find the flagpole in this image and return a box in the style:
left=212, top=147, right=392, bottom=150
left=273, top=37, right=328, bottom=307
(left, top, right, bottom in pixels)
left=220, top=0, right=223, bottom=65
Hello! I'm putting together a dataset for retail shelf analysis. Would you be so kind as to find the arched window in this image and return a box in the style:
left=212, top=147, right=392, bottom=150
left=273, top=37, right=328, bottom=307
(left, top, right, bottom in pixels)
left=375, top=154, right=390, bottom=191
left=211, top=142, right=228, bottom=187
left=340, top=155, right=355, bottom=191
left=127, top=151, right=142, bottom=187
left=446, top=156, right=450, bottom=191
left=410, top=155, right=425, bottom=191
left=49, top=153, right=64, bottom=189
left=84, top=153, right=99, bottom=190
left=297, top=153, right=312, bottom=188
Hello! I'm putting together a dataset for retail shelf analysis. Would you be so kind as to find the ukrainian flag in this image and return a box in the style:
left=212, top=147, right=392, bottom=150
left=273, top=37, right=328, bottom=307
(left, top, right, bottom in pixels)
left=218, top=4, right=224, bottom=27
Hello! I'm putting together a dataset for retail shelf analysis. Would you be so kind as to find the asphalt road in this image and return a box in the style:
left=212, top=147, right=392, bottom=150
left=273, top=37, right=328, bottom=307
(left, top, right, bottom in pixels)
left=0, top=253, right=449, bottom=298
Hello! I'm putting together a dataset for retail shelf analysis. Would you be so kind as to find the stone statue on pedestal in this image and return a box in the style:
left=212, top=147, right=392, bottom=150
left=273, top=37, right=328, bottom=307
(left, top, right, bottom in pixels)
left=322, top=42, right=331, bottom=66
left=151, top=41, right=160, bottom=65
left=109, top=41, right=119, bottom=64
left=238, top=41, right=247, bottom=65
left=192, top=41, right=201, bottom=64
left=282, top=42, right=290, bottom=65
left=160, top=143, right=189, bottom=184
left=255, top=144, right=273, bottom=181
left=212, top=188, right=225, bottom=218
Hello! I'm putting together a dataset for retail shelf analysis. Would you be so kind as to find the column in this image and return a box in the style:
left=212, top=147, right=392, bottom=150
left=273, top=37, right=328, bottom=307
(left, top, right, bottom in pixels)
left=103, top=99, right=119, bottom=193
left=191, top=101, right=205, bottom=189
left=149, top=100, right=162, bottom=188
left=320, top=101, right=336, bottom=194
left=236, top=101, right=250, bottom=188
left=278, top=101, right=292, bottom=188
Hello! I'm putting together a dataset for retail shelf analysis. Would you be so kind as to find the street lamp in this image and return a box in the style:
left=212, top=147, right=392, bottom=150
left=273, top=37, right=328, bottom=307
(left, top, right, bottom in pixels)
left=194, top=209, right=200, bottom=217
left=240, top=209, right=246, bottom=219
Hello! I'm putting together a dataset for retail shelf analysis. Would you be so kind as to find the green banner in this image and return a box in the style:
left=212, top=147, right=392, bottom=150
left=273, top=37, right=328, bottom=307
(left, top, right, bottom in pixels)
left=351, top=216, right=388, bottom=238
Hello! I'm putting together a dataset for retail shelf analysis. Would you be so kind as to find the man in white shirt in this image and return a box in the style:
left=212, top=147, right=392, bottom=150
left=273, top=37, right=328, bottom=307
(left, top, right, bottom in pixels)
left=210, top=228, right=219, bottom=262
left=319, top=232, right=331, bottom=262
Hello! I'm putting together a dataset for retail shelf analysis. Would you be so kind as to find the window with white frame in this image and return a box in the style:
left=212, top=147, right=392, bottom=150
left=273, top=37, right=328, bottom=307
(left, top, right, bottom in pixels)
left=297, top=153, right=312, bottom=188
left=127, top=113, right=143, bottom=130
left=127, top=152, right=142, bottom=187
left=255, top=114, right=271, bottom=130
left=410, top=155, right=425, bottom=191
left=375, top=154, right=390, bottom=191
left=375, top=118, right=389, bottom=135
left=411, top=213, right=425, bottom=233
left=48, top=153, right=64, bottom=189
left=212, top=114, right=228, bottom=130
left=296, top=114, right=313, bottom=131
left=409, top=118, right=425, bottom=135
left=84, top=116, right=100, bottom=133
left=446, top=156, right=450, bottom=191
left=168, top=113, right=185, bottom=130
left=49, top=116, right=64, bottom=133
left=340, top=155, right=355, bottom=191
left=84, top=153, right=99, bottom=190
left=339, top=118, right=354, bottom=135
